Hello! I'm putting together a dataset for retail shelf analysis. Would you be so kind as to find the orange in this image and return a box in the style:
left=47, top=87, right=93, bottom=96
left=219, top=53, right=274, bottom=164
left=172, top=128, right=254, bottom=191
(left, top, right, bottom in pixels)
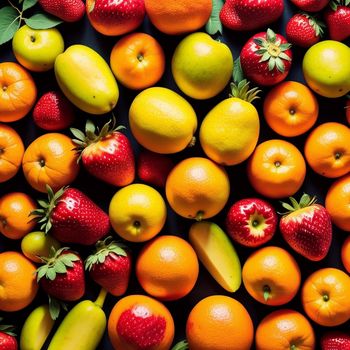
left=110, top=32, right=165, bottom=90
left=144, top=0, right=212, bottom=35
left=108, top=294, right=174, bottom=350
left=136, top=235, right=199, bottom=300
left=186, top=295, right=254, bottom=350
left=0, top=62, right=37, bottom=122
left=341, top=236, right=350, bottom=273
left=304, top=122, right=350, bottom=178
left=247, top=139, right=306, bottom=199
left=255, top=309, right=315, bottom=350
left=301, top=267, right=350, bottom=326
left=22, top=133, right=79, bottom=193
left=165, top=157, right=230, bottom=220
left=242, top=246, right=301, bottom=306
left=325, top=174, right=350, bottom=231
left=0, top=123, right=24, bottom=183
left=0, top=251, right=38, bottom=312
left=0, top=192, right=36, bottom=240
left=263, top=81, right=318, bottom=137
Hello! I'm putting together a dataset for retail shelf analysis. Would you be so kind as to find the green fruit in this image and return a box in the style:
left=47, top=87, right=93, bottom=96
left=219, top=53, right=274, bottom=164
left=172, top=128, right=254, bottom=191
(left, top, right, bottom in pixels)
left=302, top=40, right=350, bottom=98
left=172, top=32, right=234, bottom=100
left=189, top=221, right=241, bottom=292
left=55, top=44, right=119, bottom=114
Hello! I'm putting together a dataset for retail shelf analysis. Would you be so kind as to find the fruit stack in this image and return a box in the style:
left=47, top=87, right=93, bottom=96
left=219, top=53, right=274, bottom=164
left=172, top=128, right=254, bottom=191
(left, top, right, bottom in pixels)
left=0, top=0, right=350, bottom=349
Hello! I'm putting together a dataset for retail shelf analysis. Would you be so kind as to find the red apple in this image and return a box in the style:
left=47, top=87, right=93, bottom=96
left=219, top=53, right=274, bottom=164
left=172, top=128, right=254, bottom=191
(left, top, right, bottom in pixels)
left=86, top=0, right=146, bottom=36
left=225, top=198, right=277, bottom=247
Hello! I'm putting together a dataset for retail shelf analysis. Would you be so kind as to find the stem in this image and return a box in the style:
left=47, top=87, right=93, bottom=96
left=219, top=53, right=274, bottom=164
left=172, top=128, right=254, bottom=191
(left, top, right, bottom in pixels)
left=263, top=285, right=271, bottom=302
left=94, top=288, right=108, bottom=308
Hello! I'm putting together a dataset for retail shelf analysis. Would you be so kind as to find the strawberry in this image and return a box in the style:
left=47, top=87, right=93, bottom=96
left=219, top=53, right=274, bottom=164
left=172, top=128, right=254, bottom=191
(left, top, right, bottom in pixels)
left=32, top=91, right=75, bottom=131
left=240, top=29, right=292, bottom=86
left=279, top=194, right=333, bottom=261
left=38, top=0, right=85, bottom=22
left=286, top=13, right=325, bottom=48
left=289, top=0, right=330, bottom=12
left=220, top=0, right=284, bottom=31
left=32, top=186, right=110, bottom=246
left=324, top=1, right=350, bottom=42
left=36, top=247, right=85, bottom=302
left=137, top=150, right=174, bottom=188
left=71, top=119, right=135, bottom=187
left=85, top=236, right=131, bottom=296
left=321, top=331, right=350, bottom=350
left=0, top=319, right=17, bottom=350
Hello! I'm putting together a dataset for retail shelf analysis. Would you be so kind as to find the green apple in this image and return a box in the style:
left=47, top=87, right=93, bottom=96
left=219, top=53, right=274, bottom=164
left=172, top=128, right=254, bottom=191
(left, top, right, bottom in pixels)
left=302, top=40, right=350, bottom=98
left=172, top=32, right=234, bottom=100
left=12, top=25, right=64, bottom=72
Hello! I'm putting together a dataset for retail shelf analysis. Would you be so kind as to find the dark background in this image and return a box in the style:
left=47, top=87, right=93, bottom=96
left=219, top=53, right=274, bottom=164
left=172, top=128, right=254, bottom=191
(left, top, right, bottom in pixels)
left=0, top=0, right=349, bottom=349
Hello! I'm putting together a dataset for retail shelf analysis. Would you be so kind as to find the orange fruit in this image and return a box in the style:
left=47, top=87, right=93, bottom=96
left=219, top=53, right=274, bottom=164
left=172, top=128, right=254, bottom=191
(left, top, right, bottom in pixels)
left=341, top=236, right=350, bottom=273
left=136, top=235, right=199, bottom=300
left=110, top=32, right=165, bottom=90
left=108, top=294, right=175, bottom=350
left=242, top=246, right=301, bottom=306
left=304, top=122, right=350, bottom=178
left=144, top=0, right=212, bottom=35
left=186, top=295, right=254, bottom=350
left=247, top=139, right=306, bottom=199
left=255, top=309, right=315, bottom=350
left=0, top=62, right=37, bottom=122
left=0, top=192, right=36, bottom=240
left=165, top=157, right=230, bottom=220
left=263, top=81, right=318, bottom=137
left=0, top=123, right=24, bottom=183
left=22, top=133, right=79, bottom=193
left=325, top=174, right=350, bottom=231
left=301, top=267, right=350, bottom=326
left=0, top=251, right=38, bottom=312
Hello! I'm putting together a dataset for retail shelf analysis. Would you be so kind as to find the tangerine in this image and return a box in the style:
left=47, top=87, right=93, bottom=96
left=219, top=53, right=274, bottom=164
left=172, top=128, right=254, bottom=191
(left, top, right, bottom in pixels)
left=341, top=236, right=350, bottom=273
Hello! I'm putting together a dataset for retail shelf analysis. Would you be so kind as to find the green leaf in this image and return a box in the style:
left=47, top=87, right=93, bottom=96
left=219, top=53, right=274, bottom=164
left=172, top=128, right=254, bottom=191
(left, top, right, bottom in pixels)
left=232, top=56, right=245, bottom=84
left=266, top=28, right=276, bottom=42
left=85, top=120, right=96, bottom=135
left=171, top=340, right=189, bottom=350
left=259, top=51, right=270, bottom=62
left=0, top=6, right=20, bottom=45
left=279, top=43, right=292, bottom=51
left=49, top=296, right=61, bottom=320
left=22, top=0, right=38, bottom=11
left=24, top=13, right=62, bottom=29
left=70, top=128, right=86, bottom=141
left=205, top=0, right=224, bottom=36
left=253, top=38, right=265, bottom=47
left=55, top=260, right=67, bottom=274
left=47, top=268, right=56, bottom=281
left=279, top=52, right=291, bottom=61
left=275, top=57, right=285, bottom=73
left=268, top=57, right=276, bottom=71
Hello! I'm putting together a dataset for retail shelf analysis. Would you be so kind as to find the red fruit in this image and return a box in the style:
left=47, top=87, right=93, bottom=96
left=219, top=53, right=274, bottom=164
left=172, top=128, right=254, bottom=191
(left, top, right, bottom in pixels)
left=37, top=247, right=85, bottom=302
left=225, top=198, right=277, bottom=247
left=32, top=186, right=110, bottom=245
left=240, top=29, right=292, bottom=86
left=71, top=119, right=135, bottom=187
left=0, top=320, right=17, bottom=350
left=286, top=13, right=325, bottom=48
left=86, top=0, right=146, bottom=36
left=33, top=91, right=75, bottom=131
left=289, top=0, right=330, bottom=12
left=324, top=1, right=350, bottom=42
left=220, top=0, right=284, bottom=31
left=321, top=331, right=350, bottom=350
left=137, top=150, right=174, bottom=188
left=279, top=194, right=333, bottom=261
left=39, top=0, right=85, bottom=22
left=85, top=237, right=131, bottom=296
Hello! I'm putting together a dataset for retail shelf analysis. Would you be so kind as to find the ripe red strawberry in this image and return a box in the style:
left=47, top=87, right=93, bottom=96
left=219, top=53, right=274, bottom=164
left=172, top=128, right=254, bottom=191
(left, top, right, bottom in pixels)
left=39, top=0, right=85, bottom=22
left=321, top=331, right=350, bottom=350
left=286, top=13, right=325, bottom=48
left=33, top=91, right=75, bottom=131
left=289, top=0, right=330, bottom=12
left=240, top=29, right=292, bottom=86
left=220, top=0, right=284, bottom=31
left=36, top=247, right=85, bottom=302
left=324, top=1, right=350, bottom=41
left=279, top=194, right=333, bottom=261
left=71, top=119, right=135, bottom=187
left=85, top=237, right=131, bottom=296
left=32, top=186, right=110, bottom=245
left=137, top=150, right=174, bottom=188
left=0, top=320, right=17, bottom=350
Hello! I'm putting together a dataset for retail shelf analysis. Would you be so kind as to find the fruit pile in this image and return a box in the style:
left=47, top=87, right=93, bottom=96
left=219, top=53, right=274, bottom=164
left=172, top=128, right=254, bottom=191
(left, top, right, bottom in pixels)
left=0, top=0, right=350, bottom=349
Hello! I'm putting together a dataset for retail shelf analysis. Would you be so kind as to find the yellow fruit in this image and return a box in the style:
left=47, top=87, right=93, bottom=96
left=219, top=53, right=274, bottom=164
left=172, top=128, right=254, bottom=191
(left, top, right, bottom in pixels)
left=129, top=87, right=197, bottom=154
left=109, top=183, right=167, bottom=242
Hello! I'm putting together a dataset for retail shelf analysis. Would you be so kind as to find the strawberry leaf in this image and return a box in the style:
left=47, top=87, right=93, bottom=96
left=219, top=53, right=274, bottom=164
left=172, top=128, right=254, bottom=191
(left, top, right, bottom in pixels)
left=22, top=0, right=38, bottom=11
left=0, top=6, right=20, bottom=45
left=232, top=56, right=245, bottom=85
left=48, top=296, right=67, bottom=320
left=205, top=0, right=224, bottom=36
left=47, top=268, right=56, bottom=281
left=171, top=340, right=189, bottom=350
left=70, top=128, right=86, bottom=142
left=24, top=13, right=62, bottom=29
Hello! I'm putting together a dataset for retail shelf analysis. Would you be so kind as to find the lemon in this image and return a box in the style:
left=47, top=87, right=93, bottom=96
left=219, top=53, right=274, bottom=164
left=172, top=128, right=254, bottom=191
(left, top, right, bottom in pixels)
left=129, top=87, right=197, bottom=154
left=109, top=183, right=167, bottom=242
